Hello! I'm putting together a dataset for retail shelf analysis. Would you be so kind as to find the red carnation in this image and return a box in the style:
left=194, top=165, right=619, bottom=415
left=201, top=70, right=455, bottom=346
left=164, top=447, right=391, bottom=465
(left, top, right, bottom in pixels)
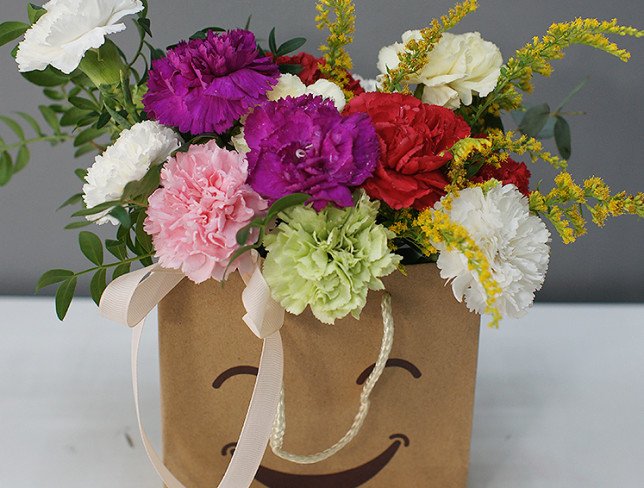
left=276, top=52, right=365, bottom=96
left=473, top=158, right=532, bottom=196
left=345, top=92, right=471, bottom=210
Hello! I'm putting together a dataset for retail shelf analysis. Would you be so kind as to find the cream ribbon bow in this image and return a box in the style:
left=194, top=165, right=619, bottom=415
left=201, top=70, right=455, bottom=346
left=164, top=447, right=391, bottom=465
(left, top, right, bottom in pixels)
left=99, top=253, right=285, bottom=488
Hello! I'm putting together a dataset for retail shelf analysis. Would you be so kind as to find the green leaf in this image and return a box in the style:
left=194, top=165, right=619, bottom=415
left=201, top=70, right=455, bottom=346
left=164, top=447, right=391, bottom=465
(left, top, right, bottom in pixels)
left=39, top=105, right=61, bottom=134
left=57, top=193, right=83, bottom=210
left=74, top=144, right=96, bottom=158
left=518, top=103, right=550, bottom=138
left=0, top=115, right=26, bottom=140
left=268, top=27, right=278, bottom=54
left=537, top=117, right=556, bottom=139
left=0, top=21, right=29, bottom=48
left=72, top=200, right=119, bottom=217
left=244, top=15, right=252, bottom=30
left=16, top=111, right=45, bottom=137
left=236, top=224, right=252, bottom=246
left=73, top=127, right=104, bottom=147
left=27, top=4, right=46, bottom=24
left=60, top=107, right=89, bottom=127
left=14, top=146, right=29, bottom=173
left=55, top=277, right=77, bottom=320
left=113, top=262, right=131, bottom=280
left=554, top=116, right=572, bottom=160
left=279, top=63, right=303, bottom=75
left=68, top=96, right=97, bottom=111
left=137, top=17, right=152, bottom=37
left=95, top=112, right=111, bottom=129
left=43, top=88, right=65, bottom=100
left=266, top=193, right=310, bottom=220
left=134, top=211, right=152, bottom=252
left=276, top=37, right=306, bottom=57
left=0, top=152, right=12, bottom=186
left=64, top=220, right=92, bottom=229
left=188, top=26, right=225, bottom=40
left=75, top=113, right=100, bottom=129
left=90, top=268, right=107, bottom=305
left=109, top=206, right=131, bottom=229
left=36, top=269, right=74, bottom=291
left=122, top=164, right=161, bottom=201
left=21, top=67, right=69, bottom=87
left=106, top=239, right=128, bottom=260
left=74, top=168, right=88, bottom=181
left=556, top=77, right=589, bottom=113
left=79, top=231, right=104, bottom=265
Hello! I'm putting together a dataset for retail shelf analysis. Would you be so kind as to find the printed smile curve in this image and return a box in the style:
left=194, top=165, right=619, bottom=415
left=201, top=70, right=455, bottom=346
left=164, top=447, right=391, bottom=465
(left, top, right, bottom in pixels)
left=223, top=433, right=409, bottom=488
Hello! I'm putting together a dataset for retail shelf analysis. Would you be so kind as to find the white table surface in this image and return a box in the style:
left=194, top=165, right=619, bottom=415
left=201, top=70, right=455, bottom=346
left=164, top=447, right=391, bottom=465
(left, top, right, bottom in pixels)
left=0, top=298, right=643, bottom=488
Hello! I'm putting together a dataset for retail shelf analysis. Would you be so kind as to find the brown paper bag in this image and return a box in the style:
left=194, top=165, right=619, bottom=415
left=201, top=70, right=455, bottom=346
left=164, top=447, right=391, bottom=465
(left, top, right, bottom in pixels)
left=158, top=263, right=480, bottom=488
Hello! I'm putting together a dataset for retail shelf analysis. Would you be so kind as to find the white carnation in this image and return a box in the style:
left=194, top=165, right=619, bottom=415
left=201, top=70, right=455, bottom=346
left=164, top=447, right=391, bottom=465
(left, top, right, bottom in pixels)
left=267, top=74, right=346, bottom=110
left=82, top=121, right=181, bottom=225
left=433, top=184, right=550, bottom=318
left=353, top=74, right=379, bottom=93
left=377, top=31, right=502, bottom=109
left=16, top=0, right=143, bottom=74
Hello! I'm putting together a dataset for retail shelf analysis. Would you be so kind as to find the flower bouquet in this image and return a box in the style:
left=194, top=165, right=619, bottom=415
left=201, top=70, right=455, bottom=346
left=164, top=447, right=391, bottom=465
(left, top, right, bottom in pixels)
left=1, top=0, right=642, bottom=486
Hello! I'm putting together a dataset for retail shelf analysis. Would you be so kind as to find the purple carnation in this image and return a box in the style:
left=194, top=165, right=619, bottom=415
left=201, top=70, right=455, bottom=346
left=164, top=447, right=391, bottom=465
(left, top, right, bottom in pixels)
left=143, top=29, right=280, bottom=135
left=244, top=95, right=379, bottom=210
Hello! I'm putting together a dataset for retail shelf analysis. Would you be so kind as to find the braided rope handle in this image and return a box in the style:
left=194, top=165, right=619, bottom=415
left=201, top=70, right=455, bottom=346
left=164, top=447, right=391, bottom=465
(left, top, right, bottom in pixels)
left=269, top=292, right=395, bottom=464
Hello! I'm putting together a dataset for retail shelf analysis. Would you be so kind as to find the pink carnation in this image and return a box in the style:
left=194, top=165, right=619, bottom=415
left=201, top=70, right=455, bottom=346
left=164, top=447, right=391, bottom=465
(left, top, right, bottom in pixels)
left=144, top=140, right=267, bottom=283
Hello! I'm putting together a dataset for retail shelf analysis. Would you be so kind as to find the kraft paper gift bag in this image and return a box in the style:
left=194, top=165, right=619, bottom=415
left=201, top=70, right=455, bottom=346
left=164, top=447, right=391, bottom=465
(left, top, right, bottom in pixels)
left=158, top=263, right=480, bottom=488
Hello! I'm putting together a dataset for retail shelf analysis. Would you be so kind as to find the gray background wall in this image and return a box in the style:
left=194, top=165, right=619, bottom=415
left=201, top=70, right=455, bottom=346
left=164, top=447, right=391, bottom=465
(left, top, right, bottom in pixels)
left=0, top=0, right=642, bottom=301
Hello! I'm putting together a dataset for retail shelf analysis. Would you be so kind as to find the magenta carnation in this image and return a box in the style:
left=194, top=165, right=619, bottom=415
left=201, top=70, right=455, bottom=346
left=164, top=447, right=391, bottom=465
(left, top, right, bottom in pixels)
left=244, top=94, right=379, bottom=210
left=144, top=140, right=267, bottom=283
left=143, top=29, right=280, bottom=135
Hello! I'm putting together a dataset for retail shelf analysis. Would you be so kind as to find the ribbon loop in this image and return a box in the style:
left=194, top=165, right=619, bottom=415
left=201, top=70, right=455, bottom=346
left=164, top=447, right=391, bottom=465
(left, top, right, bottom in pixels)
left=99, top=259, right=285, bottom=488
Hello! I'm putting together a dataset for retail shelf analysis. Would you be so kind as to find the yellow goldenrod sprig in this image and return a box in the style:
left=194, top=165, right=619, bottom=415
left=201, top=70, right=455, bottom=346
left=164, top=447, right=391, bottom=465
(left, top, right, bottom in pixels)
left=472, top=18, right=643, bottom=122
left=415, top=208, right=502, bottom=327
left=379, top=0, right=478, bottom=94
left=444, top=137, right=493, bottom=192
left=487, top=129, right=568, bottom=170
left=316, top=0, right=356, bottom=97
left=529, top=172, right=644, bottom=244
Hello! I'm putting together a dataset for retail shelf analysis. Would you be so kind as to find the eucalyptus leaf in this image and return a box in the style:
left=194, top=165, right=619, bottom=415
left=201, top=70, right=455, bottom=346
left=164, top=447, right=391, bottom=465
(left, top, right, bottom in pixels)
left=518, top=103, right=550, bottom=138
left=55, top=277, right=77, bottom=320
left=79, top=231, right=104, bottom=266
left=36, top=269, right=74, bottom=291
left=554, top=116, right=572, bottom=160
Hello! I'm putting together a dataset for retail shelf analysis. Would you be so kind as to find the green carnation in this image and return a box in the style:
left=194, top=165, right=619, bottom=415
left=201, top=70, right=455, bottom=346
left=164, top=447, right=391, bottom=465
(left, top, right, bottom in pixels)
left=263, top=192, right=401, bottom=324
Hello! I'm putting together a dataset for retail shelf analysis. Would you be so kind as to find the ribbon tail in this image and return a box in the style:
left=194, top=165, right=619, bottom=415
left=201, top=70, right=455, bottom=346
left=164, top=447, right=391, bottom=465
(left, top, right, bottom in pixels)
left=130, top=318, right=284, bottom=488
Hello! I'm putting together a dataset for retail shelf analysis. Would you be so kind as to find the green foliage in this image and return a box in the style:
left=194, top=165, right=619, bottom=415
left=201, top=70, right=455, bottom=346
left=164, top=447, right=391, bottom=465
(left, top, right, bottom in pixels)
left=264, top=27, right=307, bottom=58
left=0, top=21, right=28, bottom=47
